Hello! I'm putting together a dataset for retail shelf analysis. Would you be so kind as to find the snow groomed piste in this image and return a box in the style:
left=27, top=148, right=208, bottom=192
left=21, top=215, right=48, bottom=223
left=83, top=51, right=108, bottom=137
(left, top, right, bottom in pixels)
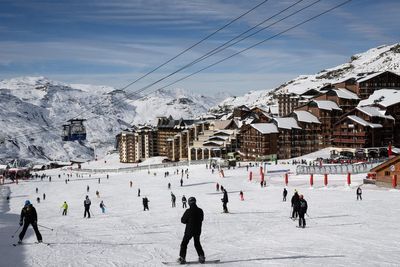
left=1, top=159, right=400, bottom=266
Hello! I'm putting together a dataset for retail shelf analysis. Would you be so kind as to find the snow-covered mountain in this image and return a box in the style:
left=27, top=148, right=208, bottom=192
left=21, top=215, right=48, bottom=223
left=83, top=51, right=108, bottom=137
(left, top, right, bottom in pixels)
left=211, top=43, right=400, bottom=113
left=0, top=77, right=226, bottom=164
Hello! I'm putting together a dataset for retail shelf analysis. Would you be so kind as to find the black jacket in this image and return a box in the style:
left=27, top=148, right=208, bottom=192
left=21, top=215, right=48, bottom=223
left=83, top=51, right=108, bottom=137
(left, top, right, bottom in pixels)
left=181, top=204, right=204, bottom=236
left=20, top=204, right=38, bottom=223
left=84, top=198, right=91, bottom=208
left=298, top=199, right=308, bottom=214
left=222, top=190, right=228, bottom=203
left=291, top=192, right=300, bottom=208
left=356, top=188, right=362, bottom=195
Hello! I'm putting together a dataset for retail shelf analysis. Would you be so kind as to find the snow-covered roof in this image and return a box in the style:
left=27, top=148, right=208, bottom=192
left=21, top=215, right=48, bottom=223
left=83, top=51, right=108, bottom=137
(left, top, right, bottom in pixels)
left=356, top=106, right=394, bottom=120
left=32, top=164, right=45, bottom=169
left=273, top=118, right=301, bottom=130
left=334, top=88, right=359, bottom=100
left=358, top=89, right=400, bottom=108
left=312, top=100, right=342, bottom=111
left=356, top=72, right=382, bottom=83
left=203, top=141, right=224, bottom=146
left=348, top=115, right=382, bottom=128
left=214, top=130, right=234, bottom=136
left=250, top=123, right=279, bottom=134
left=269, top=105, right=279, bottom=115
left=293, top=110, right=321, bottom=124
left=212, top=120, right=231, bottom=130
left=208, top=136, right=229, bottom=141
left=356, top=71, right=399, bottom=83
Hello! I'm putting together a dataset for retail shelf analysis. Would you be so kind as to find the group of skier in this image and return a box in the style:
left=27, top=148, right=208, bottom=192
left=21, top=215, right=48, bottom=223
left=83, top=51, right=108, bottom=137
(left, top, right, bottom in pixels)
left=15, top=165, right=367, bottom=265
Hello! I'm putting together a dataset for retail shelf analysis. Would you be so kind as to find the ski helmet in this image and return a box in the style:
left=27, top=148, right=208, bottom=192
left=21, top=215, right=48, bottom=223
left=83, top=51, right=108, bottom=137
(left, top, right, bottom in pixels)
left=188, top=197, right=196, bottom=205
left=25, top=200, right=31, bottom=206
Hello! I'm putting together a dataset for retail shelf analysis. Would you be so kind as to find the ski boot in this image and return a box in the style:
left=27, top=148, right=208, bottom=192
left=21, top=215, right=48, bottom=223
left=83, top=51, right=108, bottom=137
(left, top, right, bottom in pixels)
left=199, top=255, right=206, bottom=264
left=177, top=257, right=186, bottom=264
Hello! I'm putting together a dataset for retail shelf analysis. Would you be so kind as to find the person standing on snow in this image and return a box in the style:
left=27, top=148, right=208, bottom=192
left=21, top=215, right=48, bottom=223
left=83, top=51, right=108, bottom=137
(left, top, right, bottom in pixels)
left=291, top=190, right=300, bottom=219
left=222, top=189, right=229, bottom=213
left=239, top=191, right=244, bottom=201
left=138, top=188, right=141, bottom=197
left=84, top=195, right=91, bottom=218
left=298, top=195, right=308, bottom=228
left=61, top=201, right=68, bottom=216
left=100, top=201, right=106, bottom=213
left=216, top=183, right=220, bottom=192
left=87, top=185, right=90, bottom=193
left=180, top=178, right=183, bottom=187
left=18, top=200, right=42, bottom=244
left=283, top=188, right=288, bottom=202
left=356, top=186, right=362, bottom=200
left=177, top=197, right=205, bottom=264
left=182, top=195, right=187, bottom=208
left=142, top=197, right=150, bottom=211
left=171, top=193, right=176, bottom=208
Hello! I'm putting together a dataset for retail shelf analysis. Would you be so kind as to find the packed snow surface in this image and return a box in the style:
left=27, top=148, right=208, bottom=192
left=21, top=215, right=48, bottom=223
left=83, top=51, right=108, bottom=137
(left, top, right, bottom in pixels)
left=1, top=160, right=400, bottom=266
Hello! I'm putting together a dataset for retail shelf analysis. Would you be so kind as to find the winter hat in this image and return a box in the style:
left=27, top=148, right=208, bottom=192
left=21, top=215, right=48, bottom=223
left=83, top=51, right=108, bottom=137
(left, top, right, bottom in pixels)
left=188, top=197, right=196, bottom=206
left=25, top=200, right=31, bottom=206
left=299, top=195, right=304, bottom=199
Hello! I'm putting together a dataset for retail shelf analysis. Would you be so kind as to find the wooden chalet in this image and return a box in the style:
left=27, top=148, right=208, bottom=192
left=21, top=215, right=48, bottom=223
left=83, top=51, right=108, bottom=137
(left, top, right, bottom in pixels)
left=370, top=155, right=400, bottom=188
left=333, top=106, right=394, bottom=149
left=272, top=117, right=302, bottom=159
left=240, top=123, right=278, bottom=161
left=358, top=89, right=400, bottom=147
left=290, top=110, right=321, bottom=155
left=313, top=88, right=359, bottom=113
left=295, top=100, right=342, bottom=148
left=333, top=71, right=400, bottom=99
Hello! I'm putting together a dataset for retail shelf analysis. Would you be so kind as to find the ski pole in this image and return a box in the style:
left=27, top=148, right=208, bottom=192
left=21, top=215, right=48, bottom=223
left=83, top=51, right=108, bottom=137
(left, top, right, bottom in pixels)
left=11, top=225, right=22, bottom=238
left=38, top=224, right=54, bottom=231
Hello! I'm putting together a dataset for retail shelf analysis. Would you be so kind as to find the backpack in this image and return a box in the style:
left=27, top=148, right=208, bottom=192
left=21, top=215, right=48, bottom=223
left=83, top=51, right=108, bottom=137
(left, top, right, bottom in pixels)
left=300, top=200, right=306, bottom=209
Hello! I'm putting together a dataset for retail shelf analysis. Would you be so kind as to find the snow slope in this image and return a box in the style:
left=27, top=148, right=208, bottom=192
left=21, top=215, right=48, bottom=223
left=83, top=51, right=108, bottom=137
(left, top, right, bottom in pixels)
left=0, top=77, right=225, bottom=164
left=211, top=43, right=400, bottom=113
left=1, top=161, right=399, bottom=266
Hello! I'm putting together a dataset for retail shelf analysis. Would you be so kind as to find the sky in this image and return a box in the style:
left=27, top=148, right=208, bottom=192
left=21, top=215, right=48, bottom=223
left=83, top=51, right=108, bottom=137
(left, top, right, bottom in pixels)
left=0, top=0, right=399, bottom=96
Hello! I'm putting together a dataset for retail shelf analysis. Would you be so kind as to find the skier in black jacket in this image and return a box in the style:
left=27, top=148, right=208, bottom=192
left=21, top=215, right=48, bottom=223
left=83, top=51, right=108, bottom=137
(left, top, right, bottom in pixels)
left=222, top=189, right=229, bottom=213
left=356, top=186, right=362, bottom=200
left=143, top=197, right=149, bottom=211
left=178, top=197, right=205, bottom=264
left=291, top=190, right=300, bottom=219
left=84, top=196, right=91, bottom=218
left=283, top=188, right=288, bottom=202
left=298, top=195, right=308, bottom=228
left=18, top=200, right=42, bottom=243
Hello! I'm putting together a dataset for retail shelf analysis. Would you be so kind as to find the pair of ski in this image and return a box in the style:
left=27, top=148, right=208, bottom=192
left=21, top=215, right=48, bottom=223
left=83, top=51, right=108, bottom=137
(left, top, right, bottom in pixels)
left=162, top=260, right=220, bottom=265
left=13, top=241, right=50, bottom=247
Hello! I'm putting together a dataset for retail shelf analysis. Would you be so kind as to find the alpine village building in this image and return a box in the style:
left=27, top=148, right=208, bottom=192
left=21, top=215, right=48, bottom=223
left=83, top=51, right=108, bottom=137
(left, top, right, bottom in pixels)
left=117, top=71, right=400, bottom=163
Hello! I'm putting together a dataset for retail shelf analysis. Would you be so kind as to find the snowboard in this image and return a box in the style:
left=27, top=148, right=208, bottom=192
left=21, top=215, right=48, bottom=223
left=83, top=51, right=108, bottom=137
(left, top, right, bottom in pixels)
left=162, top=259, right=220, bottom=265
